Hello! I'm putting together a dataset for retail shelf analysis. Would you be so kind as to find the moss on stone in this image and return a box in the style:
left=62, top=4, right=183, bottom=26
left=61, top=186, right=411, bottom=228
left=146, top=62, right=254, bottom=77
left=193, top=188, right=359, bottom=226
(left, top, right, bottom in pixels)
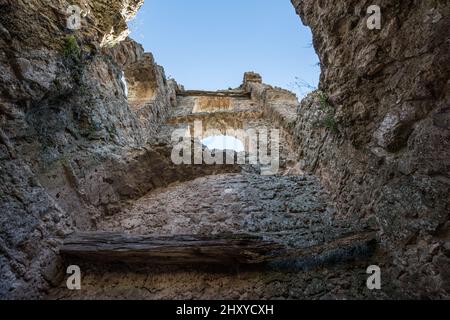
left=62, top=35, right=81, bottom=62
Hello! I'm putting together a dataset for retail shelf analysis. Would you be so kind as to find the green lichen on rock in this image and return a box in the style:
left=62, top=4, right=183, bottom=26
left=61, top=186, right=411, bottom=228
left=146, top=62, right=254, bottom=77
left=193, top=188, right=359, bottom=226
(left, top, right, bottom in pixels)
left=62, top=35, right=81, bottom=62
left=61, top=35, right=85, bottom=84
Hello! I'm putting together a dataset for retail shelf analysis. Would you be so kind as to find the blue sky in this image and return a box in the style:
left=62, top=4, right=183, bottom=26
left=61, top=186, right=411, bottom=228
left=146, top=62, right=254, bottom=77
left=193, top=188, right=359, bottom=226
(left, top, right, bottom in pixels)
left=129, top=0, right=320, bottom=97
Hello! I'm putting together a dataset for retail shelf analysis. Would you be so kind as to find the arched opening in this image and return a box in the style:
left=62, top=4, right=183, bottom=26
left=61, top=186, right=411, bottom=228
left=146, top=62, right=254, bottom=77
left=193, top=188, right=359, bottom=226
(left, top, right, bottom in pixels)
left=202, top=135, right=245, bottom=153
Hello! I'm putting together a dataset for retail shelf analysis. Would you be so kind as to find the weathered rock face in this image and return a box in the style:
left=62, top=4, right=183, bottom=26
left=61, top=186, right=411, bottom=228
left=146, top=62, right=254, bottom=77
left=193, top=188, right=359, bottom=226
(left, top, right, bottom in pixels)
left=0, top=0, right=176, bottom=298
left=291, top=0, right=450, bottom=297
left=1, top=0, right=449, bottom=300
left=48, top=85, right=383, bottom=300
left=48, top=174, right=383, bottom=301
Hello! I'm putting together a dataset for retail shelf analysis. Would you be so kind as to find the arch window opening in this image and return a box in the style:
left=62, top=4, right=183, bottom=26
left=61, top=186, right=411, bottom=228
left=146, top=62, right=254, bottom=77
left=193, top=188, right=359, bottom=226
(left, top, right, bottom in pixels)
left=202, top=135, right=245, bottom=153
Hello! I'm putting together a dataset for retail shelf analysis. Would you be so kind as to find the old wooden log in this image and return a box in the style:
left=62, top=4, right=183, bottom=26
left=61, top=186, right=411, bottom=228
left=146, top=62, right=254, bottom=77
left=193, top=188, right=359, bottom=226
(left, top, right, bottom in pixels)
left=60, top=232, right=284, bottom=265
left=60, top=231, right=377, bottom=266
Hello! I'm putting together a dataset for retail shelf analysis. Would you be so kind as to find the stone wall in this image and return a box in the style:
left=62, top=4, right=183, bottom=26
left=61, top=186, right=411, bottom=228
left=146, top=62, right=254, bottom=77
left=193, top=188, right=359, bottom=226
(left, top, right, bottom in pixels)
left=1, top=0, right=449, bottom=299
left=0, top=0, right=177, bottom=298
left=243, top=72, right=299, bottom=132
left=291, top=0, right=450, bottom=297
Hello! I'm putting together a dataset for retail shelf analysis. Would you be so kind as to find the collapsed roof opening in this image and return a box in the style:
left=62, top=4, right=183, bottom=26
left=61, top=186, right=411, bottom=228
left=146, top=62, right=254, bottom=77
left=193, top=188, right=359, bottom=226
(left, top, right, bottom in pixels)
left=202, top=135, right=245, bottom=153
left=128, top=0, right=320, bottom=96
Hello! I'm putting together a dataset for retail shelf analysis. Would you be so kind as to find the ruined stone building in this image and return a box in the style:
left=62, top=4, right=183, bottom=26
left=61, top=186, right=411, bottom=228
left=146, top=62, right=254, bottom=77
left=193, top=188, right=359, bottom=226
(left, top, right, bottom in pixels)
left=0, top=0, right=449, bottom=299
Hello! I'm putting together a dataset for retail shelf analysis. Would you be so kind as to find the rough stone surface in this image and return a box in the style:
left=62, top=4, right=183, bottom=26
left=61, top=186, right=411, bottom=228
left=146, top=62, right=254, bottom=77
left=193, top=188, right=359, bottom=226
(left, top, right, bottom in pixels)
left=0, top=0, right=176, bottom=298
left=1, top=0, right=449, bottom=300
left=291, top=0, right=450, bottom=298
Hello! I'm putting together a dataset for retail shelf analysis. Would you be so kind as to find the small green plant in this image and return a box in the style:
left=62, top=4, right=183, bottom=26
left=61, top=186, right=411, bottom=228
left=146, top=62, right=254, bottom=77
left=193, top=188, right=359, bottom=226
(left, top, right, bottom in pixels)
left=323, top=113, right=338, bottom=133
left=317, top=91, right=329, bottom=109
left=316, top=91, right=339, bottom=134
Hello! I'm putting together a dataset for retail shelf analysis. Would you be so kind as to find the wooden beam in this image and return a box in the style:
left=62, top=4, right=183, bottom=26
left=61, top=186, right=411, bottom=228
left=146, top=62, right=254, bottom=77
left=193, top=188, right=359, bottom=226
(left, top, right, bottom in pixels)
left=60, top=231, right=377, bottom=266
left=60, top=232, right=283, bottom=265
